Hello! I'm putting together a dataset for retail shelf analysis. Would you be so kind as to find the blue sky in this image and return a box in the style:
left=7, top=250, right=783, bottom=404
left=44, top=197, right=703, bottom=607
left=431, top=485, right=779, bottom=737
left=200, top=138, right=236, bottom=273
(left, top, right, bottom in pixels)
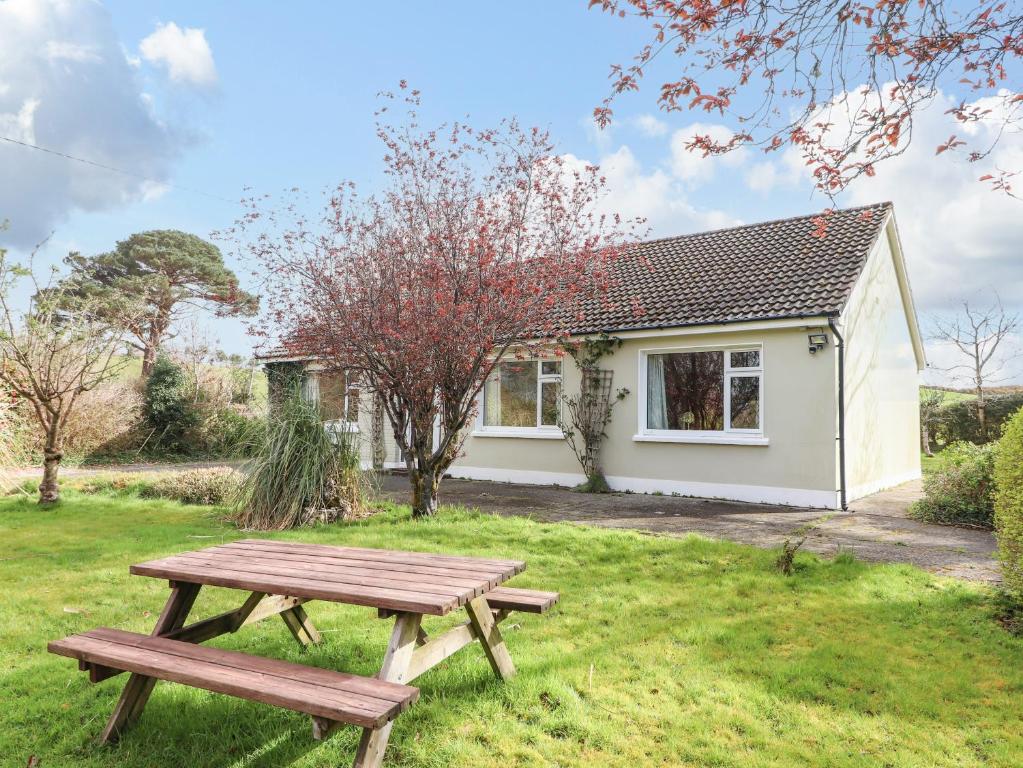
left=2, top=1, right=1021, bottom=383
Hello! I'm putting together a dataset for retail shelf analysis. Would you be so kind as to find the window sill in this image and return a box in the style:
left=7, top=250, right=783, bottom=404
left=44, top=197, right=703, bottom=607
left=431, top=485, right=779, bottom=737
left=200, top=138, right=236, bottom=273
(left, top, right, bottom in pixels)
left=324, top=421, right=360, bottom=434
left=472, top=429, right=565, bottom=440
left=632, top=433, right=769, bottom=446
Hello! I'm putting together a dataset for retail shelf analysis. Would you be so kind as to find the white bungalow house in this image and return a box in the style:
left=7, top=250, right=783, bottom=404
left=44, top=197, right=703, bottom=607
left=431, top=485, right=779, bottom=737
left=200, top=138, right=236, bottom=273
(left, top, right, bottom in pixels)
left=260, top=202, right=925, bottom=510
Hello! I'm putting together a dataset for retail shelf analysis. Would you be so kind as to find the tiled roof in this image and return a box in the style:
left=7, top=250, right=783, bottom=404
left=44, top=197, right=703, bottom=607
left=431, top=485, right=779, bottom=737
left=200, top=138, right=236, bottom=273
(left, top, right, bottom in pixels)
left=556, top=201, right=892, bottom=335
left=258, top=202, right=893, bottom=359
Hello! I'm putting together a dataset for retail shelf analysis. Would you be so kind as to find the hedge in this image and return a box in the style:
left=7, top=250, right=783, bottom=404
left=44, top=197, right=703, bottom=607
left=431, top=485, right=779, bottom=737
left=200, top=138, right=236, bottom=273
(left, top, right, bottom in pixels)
left=933, top=392, right=1023, bottom=445
left=995, top=408, right=1023, bottom=599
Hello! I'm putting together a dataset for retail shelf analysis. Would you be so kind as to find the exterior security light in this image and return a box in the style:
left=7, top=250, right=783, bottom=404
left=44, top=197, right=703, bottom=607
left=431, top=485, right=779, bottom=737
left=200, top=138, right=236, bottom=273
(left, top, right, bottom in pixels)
left=808, top=332, right=828, bottom=354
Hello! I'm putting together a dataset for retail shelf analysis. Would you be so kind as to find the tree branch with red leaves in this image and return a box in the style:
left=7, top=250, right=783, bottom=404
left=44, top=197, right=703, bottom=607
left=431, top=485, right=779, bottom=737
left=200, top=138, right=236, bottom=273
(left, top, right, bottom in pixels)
left=591, top=0, right=1023, bottom=197
left=229, top=86, right=640, bottom=517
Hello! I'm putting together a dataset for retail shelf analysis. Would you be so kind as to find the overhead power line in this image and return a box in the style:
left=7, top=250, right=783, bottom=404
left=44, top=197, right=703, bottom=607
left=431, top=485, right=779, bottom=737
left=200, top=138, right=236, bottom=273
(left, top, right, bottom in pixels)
left=0, top=134, right=239, bottom=204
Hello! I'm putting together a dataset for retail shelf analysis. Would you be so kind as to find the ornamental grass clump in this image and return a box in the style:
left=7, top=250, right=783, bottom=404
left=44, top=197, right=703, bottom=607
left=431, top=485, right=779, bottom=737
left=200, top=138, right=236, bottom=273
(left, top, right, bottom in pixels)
left=234, top=385, right=363, bottom=530
left=995, top=408, right=1023, bottom=603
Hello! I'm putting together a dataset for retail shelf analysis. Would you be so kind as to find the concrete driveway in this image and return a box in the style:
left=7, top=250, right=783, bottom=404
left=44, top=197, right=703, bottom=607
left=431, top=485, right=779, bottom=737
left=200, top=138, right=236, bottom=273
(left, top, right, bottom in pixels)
left=376, top=474, right=998, bottom=583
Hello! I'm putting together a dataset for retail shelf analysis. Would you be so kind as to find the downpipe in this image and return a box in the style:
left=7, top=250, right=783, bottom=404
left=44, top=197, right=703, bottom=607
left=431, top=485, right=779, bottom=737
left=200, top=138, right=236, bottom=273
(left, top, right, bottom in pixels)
left=827, top=316, right=848, bottom=511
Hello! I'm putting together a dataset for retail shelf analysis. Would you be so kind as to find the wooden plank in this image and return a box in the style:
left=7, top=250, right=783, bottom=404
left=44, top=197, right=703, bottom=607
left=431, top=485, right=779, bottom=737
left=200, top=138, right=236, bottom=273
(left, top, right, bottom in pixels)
left=50, top=630, right=413, bottom=729
left=99, top=582, right=201, bottom=744
left=483, top=586, right=560, bottom=614
left=173, top=548, right=498, bottom=591
left=405, top=622, right=477, bottom=681
left=229, top=539, right=526, bottom=574
left=146, top=558, right=467, bottom=610
left=241, top=594, right=305, bottom=625
left=351, top=612, right=423, bottom=766
left=464, top=596, right=516, bottom=681
left=162, top=552, right=482, bottom=601
left=129, top=561, right=460, bottom=615
left=213, top=541, right=517, bottom=584
left=81, top=628, right=414, bottom=704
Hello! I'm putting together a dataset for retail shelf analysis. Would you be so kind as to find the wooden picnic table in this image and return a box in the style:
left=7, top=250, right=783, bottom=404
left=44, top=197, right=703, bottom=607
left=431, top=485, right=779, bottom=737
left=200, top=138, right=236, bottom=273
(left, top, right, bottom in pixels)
left=49, top=539, right=559, bottom=768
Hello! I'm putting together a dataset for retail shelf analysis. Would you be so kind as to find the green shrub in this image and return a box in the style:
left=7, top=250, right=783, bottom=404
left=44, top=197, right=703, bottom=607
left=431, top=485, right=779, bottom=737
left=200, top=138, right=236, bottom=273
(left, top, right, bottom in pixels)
left=910, top=441, right=997, bottom=528
left=995, top=408, right=1023, bottom=600
left=234, top=384, right=363, bottom=529
left=140, top=467, right=243, bottom=506
left=143, top=357, right=197, bottom=451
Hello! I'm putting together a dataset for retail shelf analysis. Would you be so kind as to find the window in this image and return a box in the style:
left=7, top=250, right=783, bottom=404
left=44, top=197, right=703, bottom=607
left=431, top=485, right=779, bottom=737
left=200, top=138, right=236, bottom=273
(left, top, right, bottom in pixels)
left=482, top=359, right=561, bottom=431
left=310, top=371, right=360, bottom=424
left=644, top=348, right=762, bottom=435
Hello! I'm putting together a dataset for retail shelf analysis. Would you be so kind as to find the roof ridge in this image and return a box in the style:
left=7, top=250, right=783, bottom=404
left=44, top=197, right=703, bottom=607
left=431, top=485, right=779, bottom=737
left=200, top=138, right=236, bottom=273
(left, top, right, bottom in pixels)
left=632, top=201, right=892, bottom=248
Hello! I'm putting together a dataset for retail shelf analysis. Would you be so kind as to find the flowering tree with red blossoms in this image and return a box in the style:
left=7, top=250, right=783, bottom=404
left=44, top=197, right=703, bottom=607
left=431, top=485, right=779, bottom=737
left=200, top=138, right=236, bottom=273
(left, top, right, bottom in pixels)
left=591, top=0, right=1023, bottom=197
left=232, top=88, right=638, bottom=517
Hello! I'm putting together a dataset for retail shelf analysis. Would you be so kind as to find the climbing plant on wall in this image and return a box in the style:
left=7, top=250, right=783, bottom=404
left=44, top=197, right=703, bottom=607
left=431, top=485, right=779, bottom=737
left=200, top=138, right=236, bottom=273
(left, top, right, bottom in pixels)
left=558, top=332, right=629, bottom=493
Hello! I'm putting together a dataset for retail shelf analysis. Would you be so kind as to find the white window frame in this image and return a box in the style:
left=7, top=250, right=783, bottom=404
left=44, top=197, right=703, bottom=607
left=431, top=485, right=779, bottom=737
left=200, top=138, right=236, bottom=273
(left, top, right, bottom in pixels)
left=474, top=358, right=565, bottom=439
left=304, top=367, right=361, bottom=433
left=634, top=344, right=768, bottom=446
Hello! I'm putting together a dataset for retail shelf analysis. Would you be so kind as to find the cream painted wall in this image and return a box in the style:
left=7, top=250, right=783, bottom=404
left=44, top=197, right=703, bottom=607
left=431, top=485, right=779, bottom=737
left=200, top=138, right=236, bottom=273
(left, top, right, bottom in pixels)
left=452, top=325, right=842, bottom=507
left=840, top=223, right=923, bottom=499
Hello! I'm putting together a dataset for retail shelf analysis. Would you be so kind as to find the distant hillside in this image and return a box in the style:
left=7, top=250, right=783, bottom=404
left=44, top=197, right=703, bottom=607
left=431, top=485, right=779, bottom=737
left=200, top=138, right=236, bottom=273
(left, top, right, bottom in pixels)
left=920, top=386, right=1023, bottom=404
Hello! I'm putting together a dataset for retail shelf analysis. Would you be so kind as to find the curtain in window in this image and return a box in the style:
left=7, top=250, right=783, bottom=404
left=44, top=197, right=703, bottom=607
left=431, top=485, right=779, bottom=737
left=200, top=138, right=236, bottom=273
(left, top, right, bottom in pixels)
left=646, top=355, right=669, bottom=430
left=483, top=373, right=501, bottom=426
left=302, top=372, right=318, bottom=404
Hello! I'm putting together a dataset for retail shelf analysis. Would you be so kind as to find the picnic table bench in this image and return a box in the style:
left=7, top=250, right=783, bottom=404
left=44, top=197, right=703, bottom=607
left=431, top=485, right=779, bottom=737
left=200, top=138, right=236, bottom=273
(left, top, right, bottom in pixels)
left=48, top=539, right=559, bottom=768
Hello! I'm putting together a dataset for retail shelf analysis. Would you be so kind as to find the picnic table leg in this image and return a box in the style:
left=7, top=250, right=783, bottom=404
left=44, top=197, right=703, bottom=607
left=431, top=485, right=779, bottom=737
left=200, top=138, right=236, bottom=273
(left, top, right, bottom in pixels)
left=280, top=604, right=322, bottom=647
left=352, top=611, right=423, bottom=768
left=464, top=596, right=516, bottom=681
left=98, top=581, right=201, bottom=745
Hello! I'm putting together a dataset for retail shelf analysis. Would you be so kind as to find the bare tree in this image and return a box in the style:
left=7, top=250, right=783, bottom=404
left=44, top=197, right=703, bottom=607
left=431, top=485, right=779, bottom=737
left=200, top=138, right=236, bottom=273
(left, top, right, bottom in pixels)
left=0, top=242, right=130, bottom=504
left=931, top=296, right=1021, bottom=440
left=919, top=388, right=945, bottom=456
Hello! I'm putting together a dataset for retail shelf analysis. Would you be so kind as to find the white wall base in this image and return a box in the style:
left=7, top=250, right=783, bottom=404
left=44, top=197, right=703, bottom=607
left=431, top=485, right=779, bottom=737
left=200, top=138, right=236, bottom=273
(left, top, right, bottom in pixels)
left=448, top=465, right=840, bottom=509
left=361, top=460, right=409, bottom=471
left=847, top=468, right=922, bottom=502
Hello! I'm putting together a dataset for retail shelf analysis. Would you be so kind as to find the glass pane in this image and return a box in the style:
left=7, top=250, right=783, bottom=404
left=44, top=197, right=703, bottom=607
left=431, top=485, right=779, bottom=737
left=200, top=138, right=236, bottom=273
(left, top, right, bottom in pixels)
left=730, top=375, right=760, bottom=429
left=540, top=381, right=559, bottom=426
left=541, top=360, right=561, bottom=377
left=317, top=373, right=347, bottom=422
left=730, top=350, right=760, bottom=368
left=483, top=361, right=537, bottom=427
left=648, top=351, right=724, bottom=431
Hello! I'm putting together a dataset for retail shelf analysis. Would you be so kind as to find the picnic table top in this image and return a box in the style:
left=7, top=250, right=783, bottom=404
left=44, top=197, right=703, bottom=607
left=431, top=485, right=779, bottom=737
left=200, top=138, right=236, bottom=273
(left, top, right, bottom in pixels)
left=130, top=539, right=526, bottom=616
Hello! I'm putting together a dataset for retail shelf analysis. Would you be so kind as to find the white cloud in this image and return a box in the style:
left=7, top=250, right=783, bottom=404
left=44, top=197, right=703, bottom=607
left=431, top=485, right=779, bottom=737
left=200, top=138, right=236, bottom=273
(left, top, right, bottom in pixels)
left=139, top=21, right=217, bottom=87
left=739, top=86, right=1023, bottom=314
left=632, top=114, right=668, bottom=137
left=44, top=40, right=100, bottom=62
left=562, top=145, right=739, bottom=240
left=837, top=89, right=1023, bottom=312
left=669, top=123, right=748, bottom=183
left=0, top=0, right=185, bottom=246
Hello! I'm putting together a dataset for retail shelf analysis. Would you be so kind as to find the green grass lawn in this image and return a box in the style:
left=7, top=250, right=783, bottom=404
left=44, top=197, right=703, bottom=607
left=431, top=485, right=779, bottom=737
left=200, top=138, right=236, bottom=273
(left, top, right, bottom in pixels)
left=2, top=491, right=1022, bottom=768
left=921, top=451, right=947, bottom=476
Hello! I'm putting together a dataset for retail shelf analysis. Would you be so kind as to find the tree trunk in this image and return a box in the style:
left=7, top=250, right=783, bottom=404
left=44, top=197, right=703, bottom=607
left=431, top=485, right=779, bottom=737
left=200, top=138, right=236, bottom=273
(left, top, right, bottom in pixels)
left=39, top=445, right=63, bottom=505
left=921, top=422, right=933, bottom=456
left=976, top=386, right=987, bottom=442
left=409, top=468, right=439, bottom=518
left=140, top=315, right=169, bottom=379
left=141, top=343, right=158, bottom=379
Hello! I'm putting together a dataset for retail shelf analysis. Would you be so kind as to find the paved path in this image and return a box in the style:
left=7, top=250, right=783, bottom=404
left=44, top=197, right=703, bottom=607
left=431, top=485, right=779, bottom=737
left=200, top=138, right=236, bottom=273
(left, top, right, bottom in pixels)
left=376, top=475, right=998, bottom=583
left=6, top=460, right=245, bottom=480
